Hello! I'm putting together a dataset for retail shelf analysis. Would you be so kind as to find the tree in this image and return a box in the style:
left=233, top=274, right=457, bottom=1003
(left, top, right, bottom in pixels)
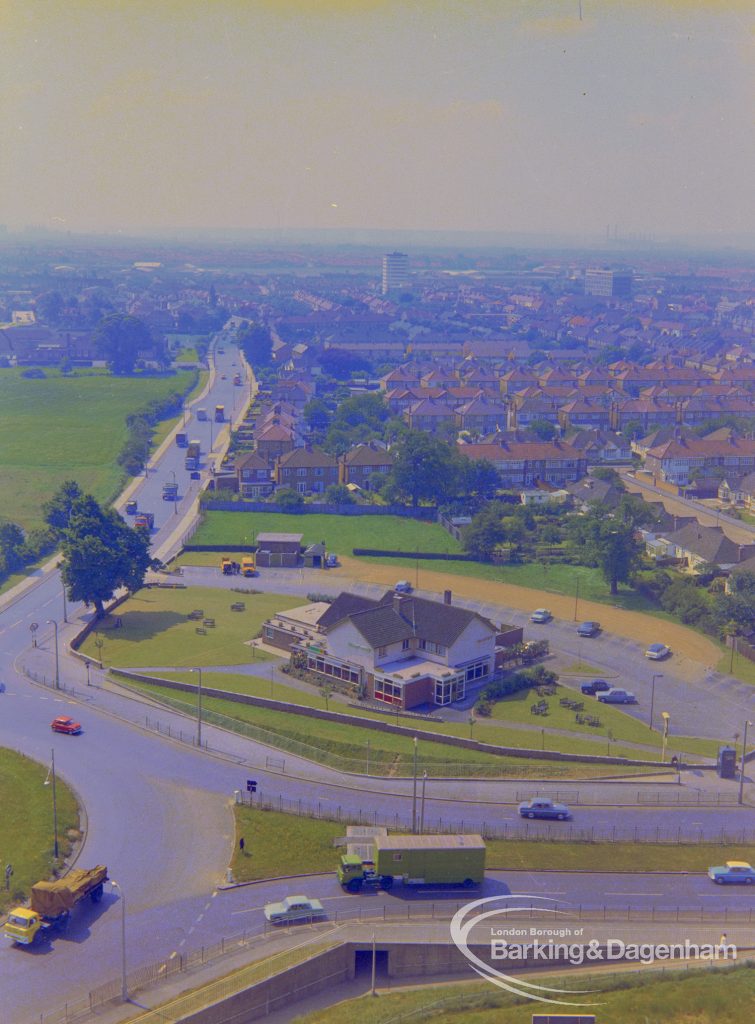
left=302, top=398, right=331, bottom=435
left=528, top=419, right=557, bottom=441
left=589, top=521, right=644, bottom=595
left=238, top=323, right=273, bottom=368
left=274, top=487, right=304, bottom=508
left=323, top=393, right=391, bottom=455
left=385, top=431, right=459, bottom=507
left=95, top=314, right=152, bottom=375
left=0, top=522, right=26, bottom=572
left=36, top=290, right=64, bottom=324
left=324, top=484, right=355, bottom=505
left=43, top=481, right=84, bottom=536
left=59, top=495, right=152, bottom=617
left=462, top=503, right=507, bottom=561
left=714, top=571, right=755, bottom=637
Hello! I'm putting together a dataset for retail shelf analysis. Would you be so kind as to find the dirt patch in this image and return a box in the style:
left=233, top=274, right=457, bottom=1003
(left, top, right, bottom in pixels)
left=338, top=556, right=721, bottom=671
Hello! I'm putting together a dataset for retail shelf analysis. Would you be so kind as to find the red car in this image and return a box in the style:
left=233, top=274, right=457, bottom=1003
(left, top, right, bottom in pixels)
left=51, top=716, right=82, bottom=735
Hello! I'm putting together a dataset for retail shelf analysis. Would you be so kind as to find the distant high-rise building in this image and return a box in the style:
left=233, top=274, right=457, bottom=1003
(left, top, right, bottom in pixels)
left=584, top=268, right=633, bottom=299
left=382, top=251, right=409, bottom=295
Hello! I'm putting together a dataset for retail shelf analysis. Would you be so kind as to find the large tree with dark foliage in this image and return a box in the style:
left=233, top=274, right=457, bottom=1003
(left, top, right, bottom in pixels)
left=95, top=314, right=152, bottom=375
left=238, top=323, right=274, bottom=368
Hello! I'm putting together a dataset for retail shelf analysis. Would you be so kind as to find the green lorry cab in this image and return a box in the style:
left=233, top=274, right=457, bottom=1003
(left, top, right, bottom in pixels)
left=3, top=866, right=108, bottom=946
left=337, top=834, right=485, bottom=893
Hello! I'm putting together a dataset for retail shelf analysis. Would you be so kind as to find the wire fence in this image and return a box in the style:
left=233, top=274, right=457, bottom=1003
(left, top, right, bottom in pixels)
left=34, top=903, right=755, bottom=1024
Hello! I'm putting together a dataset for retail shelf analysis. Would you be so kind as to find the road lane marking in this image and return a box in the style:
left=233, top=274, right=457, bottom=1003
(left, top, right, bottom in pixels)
left=604, top=891, right=664, bottom=896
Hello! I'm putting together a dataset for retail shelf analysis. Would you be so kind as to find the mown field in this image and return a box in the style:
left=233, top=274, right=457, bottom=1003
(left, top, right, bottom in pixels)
left=0, top=748, right=80, bottom=912
left=0, top=367, right=197, bottom=530
left=293, top=967, right=755, bottom=1024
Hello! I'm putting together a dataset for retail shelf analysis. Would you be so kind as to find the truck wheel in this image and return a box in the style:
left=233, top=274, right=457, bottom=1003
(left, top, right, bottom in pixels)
left=463, top=878, right=476, bottom=888
left=347, top=879, right=362, bottom=893
left=379, top=876, right=393, bottom=890
left=91, top=884, right=103, bottom=903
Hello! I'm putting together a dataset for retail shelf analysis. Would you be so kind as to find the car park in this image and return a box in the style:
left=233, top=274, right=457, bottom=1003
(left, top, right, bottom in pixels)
left=598, top=688, right=638, bottom=704
left=577, top=621, right=600, bottom=637
left=518, top=798, right=571, bottom=821
left=707, top=861, right=755, bottom=885
left=263, top=895, right=326, bottom=924
left=530, top=608, right=552, bottom=623
left=581, top=679, right=611, bottom=696
left=645, top=643, right=671, bottom=660
left=394, top=580, right=413, bottom=593
left=51, top=716, right=82, bottom=735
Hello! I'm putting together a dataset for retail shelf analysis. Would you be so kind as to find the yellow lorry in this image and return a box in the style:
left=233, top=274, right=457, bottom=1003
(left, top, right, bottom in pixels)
left=3, top=866, right=108, bottom=946
left=241, top=555, right=256, bottom=577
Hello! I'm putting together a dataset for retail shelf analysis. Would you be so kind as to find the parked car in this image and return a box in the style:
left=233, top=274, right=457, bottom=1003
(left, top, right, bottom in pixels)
left=581, top=679, right=611, bottom=696
left=518, top=798, right=571, bottom=821
left=263, top=895, right=326, bottom=924
left=125, top=500, right=138, bottom=515
left=51, top=716, right=82, bottom=735
left=645, top=643, right=671, bottom=660
left=0, top=681, right=6, bottom=693
left=325, top=554, right=339, bottom=568
left=394, top=580, right=413, bottom=594
left=708, top=861, right=755, bottom=885
left=577, top=621, right=600, bottom=637
left=598, top=688, right=638, bottom=705
left=530, top=608, right=552, bottom=623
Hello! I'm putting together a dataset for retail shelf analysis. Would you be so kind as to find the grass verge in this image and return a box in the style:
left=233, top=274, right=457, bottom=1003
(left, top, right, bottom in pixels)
left=230, top=805, right=755, bottom=882
left=292, top=966, right=755, bottom=1024
left=0, top=748, right=80, bottom=913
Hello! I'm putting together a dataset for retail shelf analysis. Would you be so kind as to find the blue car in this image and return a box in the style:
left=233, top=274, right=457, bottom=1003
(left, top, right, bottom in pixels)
left=577, top=621, right=600, bottom=637
left=708, top=861, right=755, bottom=885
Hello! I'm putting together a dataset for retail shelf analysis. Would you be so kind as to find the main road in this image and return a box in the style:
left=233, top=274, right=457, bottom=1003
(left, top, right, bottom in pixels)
left=0, top=337, right=753, bottom=1023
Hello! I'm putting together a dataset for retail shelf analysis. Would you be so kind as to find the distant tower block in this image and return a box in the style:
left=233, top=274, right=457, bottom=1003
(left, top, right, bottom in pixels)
left=584, top=268, right=633, bottom=299
left=382, top=251, right=409, bottom=295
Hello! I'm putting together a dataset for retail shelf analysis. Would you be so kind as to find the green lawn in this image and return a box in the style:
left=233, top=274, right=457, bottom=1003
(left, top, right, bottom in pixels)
left=293, top=967, right=755, bottom=1024
left=79, top=587, right=303, bottom=668
left=0, top=367, right=197, bottom=530
left=231, top=805, right=755, bottom=882
left=190, top=511, right=463, bottom=555
left=0, top=748, right=80, bottom=912
left=118, top=676, right=664, bottom=779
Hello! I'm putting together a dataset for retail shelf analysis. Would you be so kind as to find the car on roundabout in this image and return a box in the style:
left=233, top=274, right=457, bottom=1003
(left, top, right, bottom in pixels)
left=518, top=798, right=571, bottom=821
left=530, top=608, right=552, bottom=623
left=263, top=895, right=326, bottom=924
left=51, top=716, right=82, bottom=735
left=645, top=643, right=671, bottom=660
left=707, top=861, right=755, bottom=885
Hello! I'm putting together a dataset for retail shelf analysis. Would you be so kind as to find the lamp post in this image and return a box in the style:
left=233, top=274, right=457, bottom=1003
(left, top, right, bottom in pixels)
left=44, top=748, right=59, bottom=860
left=661, top=712, right=670, bottom=762
left=170, top=469, right=178, bottom=515
left=62, top=583, right=68, bottom=624
left=738, top=720, right=752, bottom=806
left=573, top=575, right=580, bottom=621
left=47, top=619, right=60, bottom=690
left=649, top=673, right=663, bottom=731
left=85, top=659, right=91, bottom=687
left=411, top=737, right=418, bottom=833
left=190, top=668, right=203, bottom=747
left=419, top=771, right=428, bottom=834
left=110, top=880, right=128, bottom=1002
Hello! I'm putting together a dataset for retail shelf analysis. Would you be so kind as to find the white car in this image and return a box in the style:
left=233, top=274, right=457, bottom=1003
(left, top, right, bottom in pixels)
left=645, top=643, right=671, bottom=660
left=530, top=608, right=552, bottom=623
left=263, top=894, right=326, bottom=924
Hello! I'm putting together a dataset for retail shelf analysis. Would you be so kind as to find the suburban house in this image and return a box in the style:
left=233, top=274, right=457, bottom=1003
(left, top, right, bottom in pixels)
left=265, top=590, right=521, bottom=710
left=458, top=439, right=587, bottom=488
left=564, top=429, right=632, bottom=464
left=644, top=523, right=755, bottom=572
left=254, top=423, right=296, bottom=465
left=235, top=451, right=274, bottom=498
left=275, top=447, right=339, bottom=494
left=339, top=443, right=395, bottom=490
left=718, top=472, right=755, bottom=509
left=642, top=437, right=755, bottom=487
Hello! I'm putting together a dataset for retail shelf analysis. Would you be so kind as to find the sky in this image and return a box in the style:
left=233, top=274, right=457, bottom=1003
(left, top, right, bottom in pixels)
left=0, top=0, right=753, bottom=244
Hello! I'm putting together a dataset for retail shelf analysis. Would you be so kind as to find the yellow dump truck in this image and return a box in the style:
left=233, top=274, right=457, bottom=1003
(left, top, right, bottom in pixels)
left=3, top=866, right=108, bottom=946
left=241, top=555, right=256, bottom=577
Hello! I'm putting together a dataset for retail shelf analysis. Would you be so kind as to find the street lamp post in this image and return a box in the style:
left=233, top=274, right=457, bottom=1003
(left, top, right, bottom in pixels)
left=738, top=720, right=752, bottom=806
left=47, top=619, right=60, bottom=690
left=85, top=660, right=91, bottom=687
left=190, top=668, right=203, bottom=747
left=110, top=880, right=128, bottom=1002
left=170, top=470, right=178, bottom=515
left=419, top=771, right=427, bottom=834
left=661, top=712, right=670, bottom=762
left=411, top=737, right=418, bottom=833
left=62, top=583, right=68, bottom=624
left=649, top=673, right=663, bottom=730
left=44, top=748, right=59, bottom=859
left=573, top=575, right=580, bottom=621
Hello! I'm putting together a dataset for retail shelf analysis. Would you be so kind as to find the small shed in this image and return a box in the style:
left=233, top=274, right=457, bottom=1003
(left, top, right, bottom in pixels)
left=255, top=532, right=302, bottom=568
left=303, top=541, right=326, bottom=568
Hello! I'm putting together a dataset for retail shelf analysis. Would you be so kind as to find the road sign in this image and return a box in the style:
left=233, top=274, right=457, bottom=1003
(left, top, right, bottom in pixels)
left=246, top=779, right=257, bottom=793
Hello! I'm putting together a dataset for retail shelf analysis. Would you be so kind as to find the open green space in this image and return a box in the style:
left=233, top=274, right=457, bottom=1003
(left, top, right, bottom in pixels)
left=0, top=748, right=80, bottom=913
left=117, top=675, right=665, bottom=778
left=80, top=587, right=303, bottom=668
left=0, top=367, right=197, bottom=530
left=293, top=967, right=755, bottom=1024
left=189, top=511, right=463, bottom=556
left=231, top=805, right=755, bottom=882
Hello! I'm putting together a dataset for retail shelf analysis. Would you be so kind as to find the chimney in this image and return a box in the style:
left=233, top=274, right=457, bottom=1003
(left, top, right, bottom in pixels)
left=444, top=590, right=452, bottom=605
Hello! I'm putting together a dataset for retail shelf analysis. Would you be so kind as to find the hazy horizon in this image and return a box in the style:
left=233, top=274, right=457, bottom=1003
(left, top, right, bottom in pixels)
left=2, top=1, right=753, bottom=245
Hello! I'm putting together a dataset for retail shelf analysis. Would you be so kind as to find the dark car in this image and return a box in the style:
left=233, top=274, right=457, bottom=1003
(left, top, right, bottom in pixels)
left=518, top=798, right=571, bottom=821
left=577, top=621, right=600, bottom=637
left=125, top=500, right=138, bottom=515
left=581, top=679, right=611, bottom=696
